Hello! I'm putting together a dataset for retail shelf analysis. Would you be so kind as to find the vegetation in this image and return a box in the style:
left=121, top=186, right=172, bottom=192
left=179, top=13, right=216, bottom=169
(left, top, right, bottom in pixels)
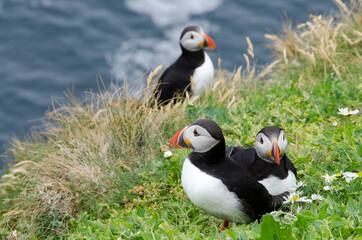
left=1, top=0, right=361, bottom=239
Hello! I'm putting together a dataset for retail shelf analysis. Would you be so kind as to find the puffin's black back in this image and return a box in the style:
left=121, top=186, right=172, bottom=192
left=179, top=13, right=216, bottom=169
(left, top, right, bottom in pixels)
left=226, top=146, right=255, bottom=171
left=154, top=49, right=205, bottom=104
left=251, top=154, right=296, bottom=180
left=226, top=146, right=297, bottom=181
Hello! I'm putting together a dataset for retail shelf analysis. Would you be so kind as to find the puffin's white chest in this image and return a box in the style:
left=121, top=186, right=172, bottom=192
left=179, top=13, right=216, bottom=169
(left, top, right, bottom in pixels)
left=258, top=170, right=297, bottom=195
left=191, top=52, right=214, bottom=92
left=181, top=158, right=251, bottom=223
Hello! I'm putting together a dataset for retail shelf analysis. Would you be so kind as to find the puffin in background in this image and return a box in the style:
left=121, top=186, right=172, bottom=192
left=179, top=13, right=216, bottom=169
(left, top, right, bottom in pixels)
left=153, top=26, right=216, bottom=104
left=169, top=119, right=287, bottom=229
left=226, top=126, right=297, bottom=195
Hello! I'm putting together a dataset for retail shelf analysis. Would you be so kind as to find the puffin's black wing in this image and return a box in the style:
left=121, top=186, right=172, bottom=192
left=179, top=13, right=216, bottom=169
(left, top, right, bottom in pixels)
left=153, top=49, right=205, bottom=104
left=190, top=153, right=286, bottom=221
left=226, top=146, right=256, bottom=172
left=285, top=155, right=297, bottom=176
left=218, top=157, right=286, bottom=220
left=154, top=63, right=193, bottom=104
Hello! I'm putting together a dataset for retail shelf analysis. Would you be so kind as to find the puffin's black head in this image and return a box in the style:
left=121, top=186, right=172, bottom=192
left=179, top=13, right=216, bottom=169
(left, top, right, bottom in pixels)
left=179, top=26, right=216, bottom=52
left=255, top=126, right=288, bottom=165
left=169, top=119, right=224, bottom=153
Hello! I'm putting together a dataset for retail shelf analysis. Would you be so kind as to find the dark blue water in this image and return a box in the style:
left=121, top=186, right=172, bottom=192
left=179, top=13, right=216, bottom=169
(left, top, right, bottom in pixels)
left=0, top=0, right=337, bottom=171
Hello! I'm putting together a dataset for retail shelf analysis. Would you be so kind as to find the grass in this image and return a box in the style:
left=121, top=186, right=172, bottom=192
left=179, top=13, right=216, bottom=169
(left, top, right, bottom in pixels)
left=1, top=0, right=361, bottom=239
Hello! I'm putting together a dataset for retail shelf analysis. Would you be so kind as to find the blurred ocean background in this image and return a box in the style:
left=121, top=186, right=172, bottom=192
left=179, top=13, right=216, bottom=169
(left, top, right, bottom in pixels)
left=0, top=0, right=337, bottom=171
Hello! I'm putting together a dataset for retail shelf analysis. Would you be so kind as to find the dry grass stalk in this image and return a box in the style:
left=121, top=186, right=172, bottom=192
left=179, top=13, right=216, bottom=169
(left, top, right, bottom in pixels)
left=233, top=66, right=243, bottom=83
left=244, top=54, right=251, bottom=73
left=266, top=0, right=361, bottom=78
left=0, top=73, right=191, bottom=235
left=246, top=37, right=254, bottom=59
left=190, top=76, right=197, bottom=94
left=257, top=59, right=281, bottom=79
left=146, top=65, right=163, bottom=88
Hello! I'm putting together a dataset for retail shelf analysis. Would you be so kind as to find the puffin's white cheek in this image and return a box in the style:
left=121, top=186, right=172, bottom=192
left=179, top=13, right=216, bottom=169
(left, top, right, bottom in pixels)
left=279, top=141, right=288, bottom=154
left=184, top=42, right=200, bottom=51
left=192, top=137, right=219, bottom=153
left=182, top=37, right=203, bottom=52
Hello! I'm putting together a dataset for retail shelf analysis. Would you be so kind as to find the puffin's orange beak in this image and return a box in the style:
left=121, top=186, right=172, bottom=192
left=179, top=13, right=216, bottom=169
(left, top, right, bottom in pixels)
left=169, top=127, right=189, bottom=149
left=272, top=141, right=280, bottom=165
left=203, top=33, right=216, bottom=49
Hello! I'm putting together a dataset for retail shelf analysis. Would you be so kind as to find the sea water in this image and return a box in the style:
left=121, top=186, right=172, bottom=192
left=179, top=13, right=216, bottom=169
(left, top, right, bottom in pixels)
left=0, top=0, right=337, bottom=171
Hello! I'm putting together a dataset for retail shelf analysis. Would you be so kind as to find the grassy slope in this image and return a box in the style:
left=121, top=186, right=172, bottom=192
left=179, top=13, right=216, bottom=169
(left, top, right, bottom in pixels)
left=1, top=0, right=361, bottom=239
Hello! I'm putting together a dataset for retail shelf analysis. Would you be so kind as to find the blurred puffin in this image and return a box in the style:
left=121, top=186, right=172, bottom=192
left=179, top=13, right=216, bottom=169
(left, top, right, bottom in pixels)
left=154, top=26, right=216, bottom=104
left=169, top=119, right=287, bottom=229
left=226, top=126, right=297, bottom=195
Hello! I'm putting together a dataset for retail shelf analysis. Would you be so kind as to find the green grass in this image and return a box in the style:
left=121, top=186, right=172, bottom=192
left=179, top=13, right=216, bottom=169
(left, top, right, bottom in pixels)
left=1, top=0, right=361, bottom=239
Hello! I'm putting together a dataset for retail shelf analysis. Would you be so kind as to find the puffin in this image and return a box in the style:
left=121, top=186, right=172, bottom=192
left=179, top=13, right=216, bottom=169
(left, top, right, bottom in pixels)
left=153, top=26, right=216, bottom=104
left=226, top=126, right=297, bottom=195
left=169, top=119, right=287, bottom=229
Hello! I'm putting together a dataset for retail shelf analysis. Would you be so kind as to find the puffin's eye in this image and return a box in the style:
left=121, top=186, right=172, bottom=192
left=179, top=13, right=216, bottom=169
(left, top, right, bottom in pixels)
left=190, top=34, right=194, bottom=39
left=260, top=137, right=264, bottom=144
left=193, top=129, right=200, bottom=136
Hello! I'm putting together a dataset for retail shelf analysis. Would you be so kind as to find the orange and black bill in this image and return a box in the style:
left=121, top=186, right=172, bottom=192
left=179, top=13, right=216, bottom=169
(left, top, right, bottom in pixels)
left=169, top=127, right=190, bottom=149
left=203, top=33, right=216, bottom=49
left=271, top=141, right=280, bottom=165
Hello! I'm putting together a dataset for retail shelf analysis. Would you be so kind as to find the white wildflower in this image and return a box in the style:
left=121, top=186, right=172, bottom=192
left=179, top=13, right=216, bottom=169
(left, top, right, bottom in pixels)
left=338, top=108, right=349, bottom=115
left=311, top=194, right=325, bottom=201
left=337, top=107, right=359, bottom=116
left=284, top=191, right=312, bottom=204
left=323, top=185, right=341, bottom=191
left=290, top=181, right=306, bottom=191
left=322, top=173, right=338, bottom=183
left=163, top=150, right=173, bottom=158
left=342, top=172, right=358, bottom=183
left=298, top=197, right=313, bottom=203
left=332, top=121, right=338, bottom=126
left=296, top=181, right=306, bottom=188
left=283, top=191, right=300, bottom=203
left=350, top=109, right=359, bottom=115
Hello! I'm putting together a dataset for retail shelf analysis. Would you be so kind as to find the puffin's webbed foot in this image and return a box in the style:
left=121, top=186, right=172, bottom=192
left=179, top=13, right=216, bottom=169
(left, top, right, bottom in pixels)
left=221, top=220, right=229, bottom=230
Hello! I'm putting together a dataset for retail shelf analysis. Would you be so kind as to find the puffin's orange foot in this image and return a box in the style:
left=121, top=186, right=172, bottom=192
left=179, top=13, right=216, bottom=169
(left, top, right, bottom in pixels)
left=221, top=220, right=229, bottom=230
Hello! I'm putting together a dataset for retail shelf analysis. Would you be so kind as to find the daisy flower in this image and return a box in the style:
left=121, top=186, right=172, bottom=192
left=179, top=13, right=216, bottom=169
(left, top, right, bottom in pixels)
left=337, top=107, right=359, bottom=116
left=284, top=191, right=312, bottom=204
left=349, top=109, right=359, bottom=115
left=290, top=181, right=306, bottom=191
left=311, top=194, right=325, bottom=201
left=322, top=173, right=338, bottom=183
left=163, top=150, right=173, bottom=158
left=297, top=196, right=313, bottom=203
left=296, top=181, right=306, bottom=188
left=323, top=186, right=333, bottom=191
left=323, top=185, right=341, bottom=191
left=342, top=172, right=359, bottom=183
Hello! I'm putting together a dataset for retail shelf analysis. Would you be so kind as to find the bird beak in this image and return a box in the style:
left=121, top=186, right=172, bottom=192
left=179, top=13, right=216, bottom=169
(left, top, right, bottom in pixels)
left=202, top=33, right=216, bottom=49
left=271, top=140, right=280, bottom=165
left=169, top=127, right=190, bottom=149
